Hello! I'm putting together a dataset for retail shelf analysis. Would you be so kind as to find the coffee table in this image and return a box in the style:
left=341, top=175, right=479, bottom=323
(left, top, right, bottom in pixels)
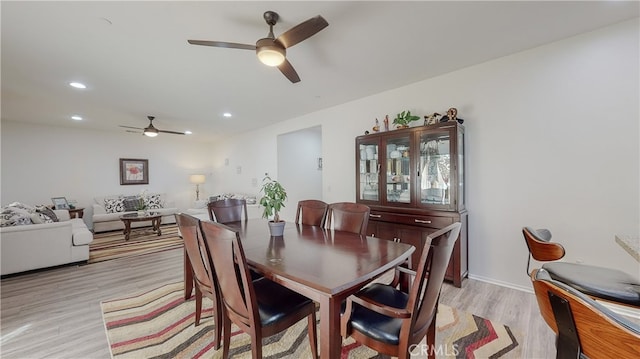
left=119, top=212, right=162, bottom=240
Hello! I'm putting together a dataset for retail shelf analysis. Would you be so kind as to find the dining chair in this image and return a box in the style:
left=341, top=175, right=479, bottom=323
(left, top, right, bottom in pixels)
left=207, top=198, right=248, bottom=223
left=295, top=199, right=328, bottom=226
left=174, top=213, right=222, bottom=350
left=324, top=202, right=370, bottom=235
left=341, top=222, right=461, bottom=359
left=531, top=268, right=640, bottom=359
left=199, top=220, right=318, bottom=359
left=523, top=227, right=640, bottom=307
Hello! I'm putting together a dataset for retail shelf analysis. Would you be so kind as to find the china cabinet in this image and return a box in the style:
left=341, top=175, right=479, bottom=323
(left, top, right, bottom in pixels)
left=356, top=121, right=468, bottom=287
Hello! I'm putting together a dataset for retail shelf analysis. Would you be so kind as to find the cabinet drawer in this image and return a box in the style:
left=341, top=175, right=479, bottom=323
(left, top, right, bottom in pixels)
left=369, top=211, right=453, bottom=229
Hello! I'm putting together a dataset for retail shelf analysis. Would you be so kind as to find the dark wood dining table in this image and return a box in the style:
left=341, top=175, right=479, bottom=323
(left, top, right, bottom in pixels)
left=184, top=219, right=415, bottom=359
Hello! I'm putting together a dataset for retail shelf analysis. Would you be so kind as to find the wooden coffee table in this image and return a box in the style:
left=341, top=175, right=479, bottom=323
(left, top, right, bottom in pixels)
left=119, top=212, right=162, bottom=240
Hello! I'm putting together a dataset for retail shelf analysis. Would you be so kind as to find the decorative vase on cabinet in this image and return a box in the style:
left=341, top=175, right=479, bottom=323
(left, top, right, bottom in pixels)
left=355, top=121, right=467, bottom=287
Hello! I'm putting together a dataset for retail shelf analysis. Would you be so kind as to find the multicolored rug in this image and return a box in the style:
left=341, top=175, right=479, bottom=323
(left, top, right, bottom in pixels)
left=101, top=282, right=522, bottom=358
left=89, top=224, right=182, bottom=264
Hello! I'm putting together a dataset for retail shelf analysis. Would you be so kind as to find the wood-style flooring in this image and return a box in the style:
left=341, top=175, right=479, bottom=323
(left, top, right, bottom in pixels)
left=1, top=247, right=557, bottom=358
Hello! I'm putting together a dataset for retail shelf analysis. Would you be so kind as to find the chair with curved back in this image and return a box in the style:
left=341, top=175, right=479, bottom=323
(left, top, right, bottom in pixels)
left=523, top=227, right=640, bottom=307
left=324, top=202, right=370, bottom=235
left=174, top=213, right=222, bottom=350
left=531, top=268, right=640, bottom=359
left=295, top=199, right=328, bottom=226
left=207, top=198, right=248, bottom=223
left=341, top=222, right=461, bottom=359
left=199, top=220, right=318, bottom=359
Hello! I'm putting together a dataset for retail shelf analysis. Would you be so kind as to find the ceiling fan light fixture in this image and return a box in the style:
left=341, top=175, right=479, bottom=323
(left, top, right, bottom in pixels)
left=256, top=42, right=285, bottom=67
left=143, top=127, right=159, bottom=137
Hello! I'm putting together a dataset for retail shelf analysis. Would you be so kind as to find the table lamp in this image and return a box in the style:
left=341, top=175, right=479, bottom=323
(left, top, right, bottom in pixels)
left=189, top=174, right=206, bottom=201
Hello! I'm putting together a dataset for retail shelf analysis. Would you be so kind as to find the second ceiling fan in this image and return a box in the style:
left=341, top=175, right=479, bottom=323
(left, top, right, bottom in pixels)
left=188, top=11, right=328, bottom=83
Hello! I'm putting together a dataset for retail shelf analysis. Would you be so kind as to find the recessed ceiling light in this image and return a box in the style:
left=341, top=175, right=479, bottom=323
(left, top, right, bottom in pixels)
left=223, top=112, right=232, bottom=118
left=185, top=130, right=193, bottom=135
left=69, top=82, right=86, bottom=89
left=71, top=115, right=83, bottom=121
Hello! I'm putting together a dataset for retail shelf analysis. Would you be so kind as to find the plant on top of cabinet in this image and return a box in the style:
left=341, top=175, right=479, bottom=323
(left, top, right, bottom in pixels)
left=392, top=110, right=421, bottom=129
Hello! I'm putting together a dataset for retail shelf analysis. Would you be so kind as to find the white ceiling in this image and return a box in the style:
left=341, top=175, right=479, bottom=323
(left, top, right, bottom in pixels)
left=2, top=1, right=638, bottom=142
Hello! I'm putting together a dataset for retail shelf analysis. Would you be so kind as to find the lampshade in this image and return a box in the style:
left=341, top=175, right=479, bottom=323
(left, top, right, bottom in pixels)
left=189, top=174, right=206, bottom=184
left=143, top=128, right=158, bottom=137
left=257, top=46, right=285, bottom=67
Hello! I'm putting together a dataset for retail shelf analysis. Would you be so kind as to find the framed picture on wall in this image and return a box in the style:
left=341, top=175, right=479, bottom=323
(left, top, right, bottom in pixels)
left=51, top=197, right=70, bottom=210
left=120, top=158, right=149, bottom=185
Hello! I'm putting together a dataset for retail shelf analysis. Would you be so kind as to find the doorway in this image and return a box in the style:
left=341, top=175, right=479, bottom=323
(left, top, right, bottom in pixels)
left=277, top=126, right=322, bottom=221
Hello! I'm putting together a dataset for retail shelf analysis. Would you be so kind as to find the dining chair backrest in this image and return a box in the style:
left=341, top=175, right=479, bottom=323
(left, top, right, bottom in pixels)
left=531, top=268, right=640, bottom=359
left=522, top=227, right=565, bottom=275
left=340, top=222, right=461, bottom=359
left=199, top=220, right=257, bottom=328
left=174, top=213, right=222, bottom=348
left=199, top=219, right=319, bottom=358
left=324, top=202, right=370, bottom=235
left=207, top=198, right=248, bottom=223
left=295, top=199, right=328, bottom=226
left=409, top=222, right=461, bottom=334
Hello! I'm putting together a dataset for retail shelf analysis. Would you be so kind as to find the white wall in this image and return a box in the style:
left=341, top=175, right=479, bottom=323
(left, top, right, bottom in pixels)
left=210, top=19, right=640, bottom=289
left=1, top=121, right=213, bottom=229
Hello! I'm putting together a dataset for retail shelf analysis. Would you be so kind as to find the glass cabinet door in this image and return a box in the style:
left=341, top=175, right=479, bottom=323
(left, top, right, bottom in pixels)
left=357, top=138, right=380, bottom=202
left=418, top=128, right=454, bottom=209
left=384, top=135, right=412, bottom=205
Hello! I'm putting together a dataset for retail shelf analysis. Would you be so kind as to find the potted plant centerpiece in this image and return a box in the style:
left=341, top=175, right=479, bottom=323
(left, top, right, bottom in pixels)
left=392, top=110, right=421, bottom=129
left=259, top=176, right=288, bottom=236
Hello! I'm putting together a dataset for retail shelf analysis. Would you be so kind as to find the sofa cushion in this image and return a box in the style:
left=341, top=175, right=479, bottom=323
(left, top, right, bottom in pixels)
left=104, top=197, right=125, bottom=213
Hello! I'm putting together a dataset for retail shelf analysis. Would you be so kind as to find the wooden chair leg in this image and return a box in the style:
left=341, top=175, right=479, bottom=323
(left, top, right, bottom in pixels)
left=307, top=310, right=318, bottom=359
left=251, top=332, right=261, bottom=359
left=212, top=297, right=222, bottom=350
left=222, top=314, right=231, bottom=358
left=194, top=287, right=202, bottom=326
left=426, top=319, right=437, bottom=359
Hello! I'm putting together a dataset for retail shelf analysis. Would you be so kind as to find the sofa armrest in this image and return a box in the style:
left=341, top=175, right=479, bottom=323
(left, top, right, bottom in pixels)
left=92, top=203, right=106, bottom=215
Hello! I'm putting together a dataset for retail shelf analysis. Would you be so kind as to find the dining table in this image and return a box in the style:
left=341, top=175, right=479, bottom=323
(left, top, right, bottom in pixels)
left=183, top=219, right=415, bottom=359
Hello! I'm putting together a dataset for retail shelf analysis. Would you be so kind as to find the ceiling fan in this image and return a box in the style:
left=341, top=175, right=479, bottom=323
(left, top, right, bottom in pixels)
left=188, top=11, right=328, bottom=83
left=119, top=116, right=185, bottom=137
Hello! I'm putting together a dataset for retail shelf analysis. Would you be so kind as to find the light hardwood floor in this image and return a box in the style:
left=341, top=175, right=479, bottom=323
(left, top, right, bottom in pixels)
left=1, top=247, right=557, bottom=358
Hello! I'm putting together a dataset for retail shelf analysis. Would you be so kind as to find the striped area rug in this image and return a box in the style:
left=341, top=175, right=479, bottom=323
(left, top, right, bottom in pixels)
left=89, top=224, right=183, bottom=264
left=101, top=282, right=522, bottom=359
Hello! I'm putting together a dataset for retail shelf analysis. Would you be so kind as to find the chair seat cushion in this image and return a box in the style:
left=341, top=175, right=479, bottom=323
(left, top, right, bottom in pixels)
left=348, top=283, right=409, bottom=345
left=253, top=277, right=313, bottom=327
left=543, top=262, right=640, bottom=306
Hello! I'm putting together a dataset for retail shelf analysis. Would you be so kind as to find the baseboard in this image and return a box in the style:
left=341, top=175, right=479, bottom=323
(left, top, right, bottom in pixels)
left=467, top=273, right=533, bottom=294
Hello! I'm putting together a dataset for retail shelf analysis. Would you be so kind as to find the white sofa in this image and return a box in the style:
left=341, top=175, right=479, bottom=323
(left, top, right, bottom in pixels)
left=92, top=194, right=178, bottom=233
left=1, top=210, right=93, bottom=276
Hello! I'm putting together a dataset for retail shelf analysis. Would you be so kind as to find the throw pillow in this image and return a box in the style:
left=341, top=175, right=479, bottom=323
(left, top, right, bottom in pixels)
left=35, top=205, right=58, bottom=222
left=144, top=193, right=163, bottom=209
left=123, top=196, right=143, bottom=212
left=104, top=197, right=125, bottom=213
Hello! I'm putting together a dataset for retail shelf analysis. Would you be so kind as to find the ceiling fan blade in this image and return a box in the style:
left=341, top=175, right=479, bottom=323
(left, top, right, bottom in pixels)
left=278, top=59, right=300, bottom=83
left=276, top=15, right=328, bottom=49
left=120, top=125, right=144, bottom=130
left=187, top=40, right=256, bottom=50
left=158, top=129, right=186, bottom=135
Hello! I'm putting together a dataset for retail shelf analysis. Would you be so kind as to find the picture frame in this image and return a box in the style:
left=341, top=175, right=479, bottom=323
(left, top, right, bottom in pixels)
left=51, top=197, right=70, bottom=210
left=120, top=158, right=149, bottom=185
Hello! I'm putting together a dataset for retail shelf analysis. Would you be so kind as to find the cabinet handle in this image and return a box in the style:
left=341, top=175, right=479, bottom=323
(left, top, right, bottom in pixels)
left=414, top=219, right=432, bottom=224
left=369, top=214, right=382, bottom=218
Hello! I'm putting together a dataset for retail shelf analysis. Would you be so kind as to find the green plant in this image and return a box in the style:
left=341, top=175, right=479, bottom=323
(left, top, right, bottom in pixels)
left=392, top=110, right=420, bottom=127
left=259, top=176, right=287, bottom=222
